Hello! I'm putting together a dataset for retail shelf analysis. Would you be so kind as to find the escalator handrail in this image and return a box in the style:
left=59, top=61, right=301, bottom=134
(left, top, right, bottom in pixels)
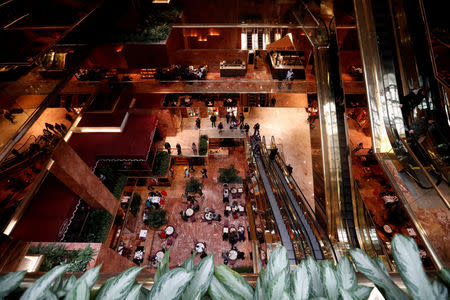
left=269, top=157, right=324, bottom=260
left=417, top=0, right=450, bottom=91
left=260, top=144, right=311, bottom=260
left=249, top=136, right=298, bottom=265
left=274, top=152, right=338, bottom=262
left=400, top=138, right=450, bottom=209
left=353, top=180, right=396, bottom=271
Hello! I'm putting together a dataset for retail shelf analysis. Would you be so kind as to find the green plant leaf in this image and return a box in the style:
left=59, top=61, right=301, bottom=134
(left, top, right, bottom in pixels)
left=339, top=287, right=358, bottom=300
left=64, top=280, right=89, bottom=300
left=349, top=248, right=408, bottom=300
left=254, top=274, right=265, bottom=300
left=20, top=264, right=68, bottom=300
left=373, top=257, right=389, bottom=277
left=182, top=254, right=214, bottom=300
left=0, top=271, right=26, bottom=297
left=182, top=251, right=197, bottom=272
left=95, top=266, right=143, bottom=300
left=124, top=283, right=144, bottom=300
left=208, top=275, right=243, bottom=300
left=431, top=280, right=448, bottom=300
left=291, top=261, right=309, bottom=300
left=51, top=276, right=63, bottom=294
left=154, top=249, right=171, bottom=283
left=267, top=273, right=289, bottom=300
left=391, top=234, right=435, bottom=300
left=337, top=257, right=356, bottom=291
left=64, top=275, right=77, bottom=293
left=305, top=256, right=324, bottom=298
left=321, top=260, right=339, bottom=300
left=263, top=246, right=289, bottom=294
left=76, top=264, right=101, bottom=290
left=354, top=286, right=373, bottom=300
left=439, top=267, right=450, bottom=285
left=214, top=265, right=254, bottom=300
left=149, top=268, right=194, bottom=300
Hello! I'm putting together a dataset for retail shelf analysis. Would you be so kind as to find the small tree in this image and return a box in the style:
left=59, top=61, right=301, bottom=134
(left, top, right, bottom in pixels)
left=218, top=164, right=243, bottom=184
left=185, top=178, right=203, bottom=196
left=144, top=208, right=168, bottom=228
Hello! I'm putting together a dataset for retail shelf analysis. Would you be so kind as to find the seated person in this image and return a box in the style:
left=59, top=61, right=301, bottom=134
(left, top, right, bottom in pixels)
left=237, top=251, right=245, bottom=260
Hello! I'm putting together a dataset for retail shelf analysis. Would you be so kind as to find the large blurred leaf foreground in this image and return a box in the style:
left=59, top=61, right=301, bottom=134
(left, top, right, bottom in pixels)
left=0, top=234, right=449, bottom=299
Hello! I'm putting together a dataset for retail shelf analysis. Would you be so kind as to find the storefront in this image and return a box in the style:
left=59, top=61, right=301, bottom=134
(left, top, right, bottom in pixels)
left=187, top=107, right=200, bottom=117
left=226, top=107, right=238, bottom=117
left=207, top=107, right=219, bottom=116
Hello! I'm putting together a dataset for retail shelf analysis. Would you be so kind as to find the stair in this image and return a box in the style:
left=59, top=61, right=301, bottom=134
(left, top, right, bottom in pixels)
left=173, top=156, right=189, bottom=165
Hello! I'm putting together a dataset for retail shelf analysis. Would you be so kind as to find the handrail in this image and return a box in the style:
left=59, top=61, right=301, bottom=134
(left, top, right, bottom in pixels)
left=400, top=138, right=450, bottom=209
left=417, top=0, right=450, bottom=90
left=375, top=152, right=445, bottom=270
left=261, top=143, right=310, bottom=260
left=353, top=180, right=395, bottom=271
left=274, top=151, right=338, bottom=262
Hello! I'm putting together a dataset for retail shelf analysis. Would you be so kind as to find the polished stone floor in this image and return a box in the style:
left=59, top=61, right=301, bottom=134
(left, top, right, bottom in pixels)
left=149, top=154, right=253, bottom=268
left=165, top=107, right=314, bottom=208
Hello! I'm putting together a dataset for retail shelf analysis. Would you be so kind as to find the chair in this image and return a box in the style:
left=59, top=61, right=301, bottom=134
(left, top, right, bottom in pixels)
left=160, top=232, right=167, bottom=239
left=167, top=238, right=173, bottom=246
left=172, top=232, right=178, bottom=239
left=160, top=199, right=165, bottom=206
left=207, top=219, right=212, bottom=225
left=229, top=259, right=236, bottom=266
left=190, top=216, right=196, bottom=222
left=224, top=220, right=229, bottom=227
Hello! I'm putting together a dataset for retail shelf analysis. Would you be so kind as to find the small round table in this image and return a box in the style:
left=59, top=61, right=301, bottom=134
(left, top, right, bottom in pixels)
left=204, top=212, right=214, bottom=221
left=195, top=242, right=205, bottom=253
left=165, top=226, right=174, bottom=236
left=155, top=251, right=165, bottom=262
left=228, top=250, right=238, bottom=261
left=186, top=208, right=194, bottom=217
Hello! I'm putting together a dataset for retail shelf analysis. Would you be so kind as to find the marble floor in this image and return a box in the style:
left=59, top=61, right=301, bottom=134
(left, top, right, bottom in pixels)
left=119, top=153, right=254, bottom=271
left=148, top=153, right=253, bottom=268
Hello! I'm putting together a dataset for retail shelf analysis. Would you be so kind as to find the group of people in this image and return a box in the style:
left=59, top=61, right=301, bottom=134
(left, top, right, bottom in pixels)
left=155, top=65, right=208, bottom=81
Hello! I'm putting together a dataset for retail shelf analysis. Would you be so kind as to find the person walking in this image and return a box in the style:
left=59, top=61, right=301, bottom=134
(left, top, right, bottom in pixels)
left=239, top=113, right=244, bottom=125
left=271, top=97, right=277, bottom=107
left=286, top=164, right=293, bottom=176
left=269, top=147, right=278, bottom=160
left=218, top=122, right=224, bottom=133
left=45, top=122, right=54, bottom=131
left=253, top=123, right=260, bottom=136
left=164, top=142, right=171, bottom=154
left=242, top=123, right=248, bottom=134
left=352, top=142, right=364, bottom=154
left=192, top=142, right=197, bottom=155
left=169, top=167, right=174, bottom=178
left=195, top=117, right=201, bottom=129
left=184, top=167, right=190, bottom=178
left=210, top=114, right=216, bottom=127
left=60, top=123, right=67, bottom=132
left=201, top=168, right=208, bottom=178
left=176, top=143, right=182, bottom=155
left=226, top=112, right=231, bottom=124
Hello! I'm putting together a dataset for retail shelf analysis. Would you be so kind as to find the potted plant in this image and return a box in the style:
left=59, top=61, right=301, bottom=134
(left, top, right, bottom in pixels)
left=185, top=178, right=203, bottom=196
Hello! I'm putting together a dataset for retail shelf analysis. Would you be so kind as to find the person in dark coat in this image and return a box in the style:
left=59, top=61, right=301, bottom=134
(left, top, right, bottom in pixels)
left=226, top=112, right=231, bottom=124
left=286, top=164, right=293, bottom=175
left=195, top=117, right=201, bottom=129
left=253, top=123, right=260, bottom=136
left=210, top=115, right=217, bottom=127
left=176, top=143, right=182, bottom=155
left=164, top=142, right=171, bottom=154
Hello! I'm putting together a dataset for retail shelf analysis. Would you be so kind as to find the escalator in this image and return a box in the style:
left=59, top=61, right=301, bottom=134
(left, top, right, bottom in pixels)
left=249, top=135, right=337, bottom=263
left=248, top=136, right=298, bottom=265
